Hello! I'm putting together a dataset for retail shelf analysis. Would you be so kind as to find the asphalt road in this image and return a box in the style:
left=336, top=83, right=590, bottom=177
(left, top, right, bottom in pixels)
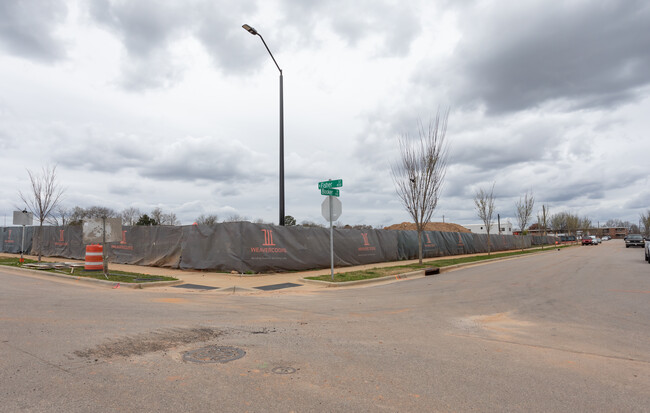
left=1, top=240, right=649, bottom=412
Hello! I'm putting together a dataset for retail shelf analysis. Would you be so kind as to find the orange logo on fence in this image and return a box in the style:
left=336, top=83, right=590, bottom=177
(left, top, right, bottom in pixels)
left=111, top=230, right=133, bottom=251
left=5, top=229, right=14, bottom=243
left=55, top=229, right=68, bottom=246
left=358, top=233, right=376, bottom=252
left=262, top=229, right=275, bottom=246
left=250, top=229, right=287, bottom=254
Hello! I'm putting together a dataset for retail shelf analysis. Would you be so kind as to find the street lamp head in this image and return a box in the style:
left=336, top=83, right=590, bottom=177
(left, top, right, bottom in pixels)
left=242, top=24, right=258, bottom=35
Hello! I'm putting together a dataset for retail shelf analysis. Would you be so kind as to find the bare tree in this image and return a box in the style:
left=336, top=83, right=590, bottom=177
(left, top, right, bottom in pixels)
left=537, top=204, right=550, bottom=248
left=300, top=220, right=324, bottom=228
left=196, top=214, right=219, bottom=225
left=223, top=214, right=249, bottom=222
left=121, top=207, right=141, bottom=226
left=68, top=206, right=117, bottom=225
left=474, top=183, right=496, bottom=255
left=46, top=206, right=70, bottom=226
left=391, top=111, right=450, bottom=264
left=640, top=209, right=650, bottom=237
left=515, top=190, right=535, bottom=234
left=566, top=213, right=580, bottom=236
left=150, top=207, right=164, bottom=225
left=580, top=216, right=592, bottom=234
left=19, top=165, right=65, bottom=261
left=161, top=212, right=180, bottom=226
left=537, top=205, right=549, bottom=235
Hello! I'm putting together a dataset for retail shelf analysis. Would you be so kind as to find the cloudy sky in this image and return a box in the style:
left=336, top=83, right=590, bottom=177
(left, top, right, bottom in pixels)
left=1, top=0, right=649, bottom=228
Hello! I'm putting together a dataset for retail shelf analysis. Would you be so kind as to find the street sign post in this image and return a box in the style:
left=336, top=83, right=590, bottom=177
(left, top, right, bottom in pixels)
left=318, top=179, right=343, bottom=280
left=13, top=210, right=33, bottom=264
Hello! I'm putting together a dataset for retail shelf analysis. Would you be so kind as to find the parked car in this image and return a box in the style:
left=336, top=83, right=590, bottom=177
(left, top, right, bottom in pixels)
left=624, top=234, right=644, bottom=248
left=602, top=236, right=610, bottom=241
left=590, top=235, right=601, bottom=245
left=645, top=239, right=650, bottom=263
left=582, top=236, right=593, bottom=245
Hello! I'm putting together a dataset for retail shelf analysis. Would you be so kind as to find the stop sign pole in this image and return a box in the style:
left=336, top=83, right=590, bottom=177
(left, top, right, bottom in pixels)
left=319, top=179, right=342, bottom=280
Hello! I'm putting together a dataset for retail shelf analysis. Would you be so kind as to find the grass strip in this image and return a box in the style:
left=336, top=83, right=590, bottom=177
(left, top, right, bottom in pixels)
left=306, top=245, right=571, bottom=283
left=0, top=257, right=177, bottom=283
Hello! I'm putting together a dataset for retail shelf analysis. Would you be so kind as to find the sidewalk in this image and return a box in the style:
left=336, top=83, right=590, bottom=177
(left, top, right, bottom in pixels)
left=1, top=247, right=559, bottom=294
left=1, top=252, right=434, bottom=293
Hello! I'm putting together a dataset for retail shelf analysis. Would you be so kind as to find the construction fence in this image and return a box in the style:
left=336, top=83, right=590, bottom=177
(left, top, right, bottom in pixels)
left=1, top=223, right=558, bottom=273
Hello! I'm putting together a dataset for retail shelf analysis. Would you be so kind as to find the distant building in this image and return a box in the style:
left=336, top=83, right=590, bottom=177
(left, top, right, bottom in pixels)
left=466, top=221, right=513, bottom=235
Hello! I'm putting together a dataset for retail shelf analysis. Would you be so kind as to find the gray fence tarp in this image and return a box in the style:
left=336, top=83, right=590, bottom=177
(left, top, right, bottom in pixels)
left=1, top=223, right=558, bottom=273
left=1, top=226, right=34, bottom=254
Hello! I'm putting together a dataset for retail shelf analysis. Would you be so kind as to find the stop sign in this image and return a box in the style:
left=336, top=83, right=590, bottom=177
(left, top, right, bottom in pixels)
left=321, top=197, right=342, bottom=222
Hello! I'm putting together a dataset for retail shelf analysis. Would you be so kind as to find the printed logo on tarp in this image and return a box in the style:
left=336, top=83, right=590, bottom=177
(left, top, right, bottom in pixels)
left=55, top=229, right=68, bottom=246
left=424, top=233, right=436, bottom=249
left=111, top=230, right=134, bottom=250
left=358, top=233, right=376, bottom=252
left=457, top=233, right=464, bottom=247
left=5, top=229, right=14, bottom=244
left=250, top=229, right=287, bottom=254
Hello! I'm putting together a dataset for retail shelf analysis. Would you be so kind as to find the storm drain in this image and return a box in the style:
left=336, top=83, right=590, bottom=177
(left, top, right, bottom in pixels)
left=255, top=282, right=302, bottom=291
left=183, top=345, right=245, bottom=364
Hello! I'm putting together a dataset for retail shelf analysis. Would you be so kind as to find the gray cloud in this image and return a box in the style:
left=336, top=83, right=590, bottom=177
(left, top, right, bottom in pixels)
left=0, top=0, right=68, bottom=62
left=278, top=0, right=421, bottom=57
left=418, top=1, right=650, bottom=114
left=89, top=0, right=189, bottom=57
left=138, top=135, right=270, bottom=183
left=88, top=0, right=192, bottom=89
left=88, top=0, right=262, bottom=89
left=87, top=0, right=422, bottom=91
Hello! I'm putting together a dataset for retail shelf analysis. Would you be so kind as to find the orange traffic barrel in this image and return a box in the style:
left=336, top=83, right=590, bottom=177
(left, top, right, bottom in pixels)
left=85, top=245, right=103, bottom=271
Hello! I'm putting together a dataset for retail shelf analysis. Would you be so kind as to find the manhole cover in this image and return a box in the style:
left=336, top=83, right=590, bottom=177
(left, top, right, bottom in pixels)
left=272, top=366, right=296, bottom=374
left=183, top=345, right=245, bottom=364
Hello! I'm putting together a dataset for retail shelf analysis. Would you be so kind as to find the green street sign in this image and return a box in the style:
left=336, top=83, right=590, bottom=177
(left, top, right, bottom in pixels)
left=318, top=179, right=343, bottom=190
left=321, top=188, right=340, bottom=197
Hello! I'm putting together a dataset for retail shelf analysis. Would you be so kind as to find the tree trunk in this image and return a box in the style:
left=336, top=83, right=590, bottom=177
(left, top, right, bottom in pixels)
left=417, top=229, right=423, bottom=264
left=37, top=223, right=42, bottom=262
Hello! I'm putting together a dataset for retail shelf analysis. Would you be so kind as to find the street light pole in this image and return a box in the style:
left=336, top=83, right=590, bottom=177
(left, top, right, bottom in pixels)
left=242, top=24, right=285, bottom=226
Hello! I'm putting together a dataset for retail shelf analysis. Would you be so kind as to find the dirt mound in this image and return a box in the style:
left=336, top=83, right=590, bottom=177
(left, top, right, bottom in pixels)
left=385, top=222, right=471, bottom=233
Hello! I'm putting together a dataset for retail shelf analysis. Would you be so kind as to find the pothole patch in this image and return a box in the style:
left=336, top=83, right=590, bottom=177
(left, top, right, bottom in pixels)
left=272, top=366, right=296, bottom=374
left=74, top=327, right=222, bottom=360
left=183, top=345, right=246, bottom=364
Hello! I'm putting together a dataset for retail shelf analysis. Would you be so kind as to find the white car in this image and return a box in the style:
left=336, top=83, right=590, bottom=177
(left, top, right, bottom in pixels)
left=590, top=235, right=601, bottom=245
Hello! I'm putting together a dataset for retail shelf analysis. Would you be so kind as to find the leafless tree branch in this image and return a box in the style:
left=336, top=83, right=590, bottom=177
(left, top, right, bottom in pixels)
left=474, top=183, right=496, bottom=255
left=515, top=190, right=535, bottom=234
left=391, top=109, right=450, bottom=263
left=18, top=165, right=65, bottom=261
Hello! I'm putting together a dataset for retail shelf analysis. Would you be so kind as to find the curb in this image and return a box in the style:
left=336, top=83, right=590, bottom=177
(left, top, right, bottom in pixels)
left=300, top=248, right=561, bottom=287
left=0, top=265, right=184, bottom=289
left=301, top=270, right=424, bottom=287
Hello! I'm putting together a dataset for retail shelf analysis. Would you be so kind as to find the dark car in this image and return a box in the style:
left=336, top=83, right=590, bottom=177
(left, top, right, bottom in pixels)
left=624, top=234, right=644, bottom=248
left=581, top=236, right=593, bottom=245
left=645, top=239, right=650, bottom=263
